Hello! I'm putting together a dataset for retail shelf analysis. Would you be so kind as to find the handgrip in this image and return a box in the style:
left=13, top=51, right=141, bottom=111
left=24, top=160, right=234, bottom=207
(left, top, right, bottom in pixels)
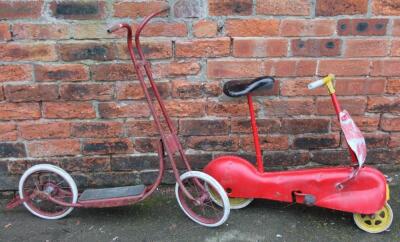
left=107, top=24, right=123, bottom=33
left=308, top=74, right=335, bottom=90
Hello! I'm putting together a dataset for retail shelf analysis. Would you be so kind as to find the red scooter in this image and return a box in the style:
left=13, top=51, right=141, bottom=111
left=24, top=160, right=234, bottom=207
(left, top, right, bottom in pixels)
left=204, top=74, right=393, bottom=233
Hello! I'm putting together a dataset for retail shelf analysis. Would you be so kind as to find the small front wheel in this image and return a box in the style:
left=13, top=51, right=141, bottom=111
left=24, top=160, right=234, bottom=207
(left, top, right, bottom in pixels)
left=353, top=203, right=393, bottom=233
left=19, top=164, right=78, bottom=220
left=175, top=171, right=230, bottom=227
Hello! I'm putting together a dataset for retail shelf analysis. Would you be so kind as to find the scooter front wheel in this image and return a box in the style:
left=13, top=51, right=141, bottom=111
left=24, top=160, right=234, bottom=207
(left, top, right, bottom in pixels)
left=353, top=203, right=393, bottom=233
left=19, top=164, right=78, bottom=220
left=175, top=171, right=230, bottom=227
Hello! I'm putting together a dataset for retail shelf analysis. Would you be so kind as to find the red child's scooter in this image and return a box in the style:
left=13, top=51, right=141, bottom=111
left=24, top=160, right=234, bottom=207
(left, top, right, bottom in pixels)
left=204, top=74, right=393, bottom=233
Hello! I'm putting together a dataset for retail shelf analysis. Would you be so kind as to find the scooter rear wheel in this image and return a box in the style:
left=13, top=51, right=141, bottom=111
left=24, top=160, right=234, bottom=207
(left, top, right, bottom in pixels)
left=353, top=203, right=393, bottom=233
left=175, top=171, right=230, bottom=227
left=19, top=164, right=78, bottom=220
left=206, top=184, right=253, bottom=209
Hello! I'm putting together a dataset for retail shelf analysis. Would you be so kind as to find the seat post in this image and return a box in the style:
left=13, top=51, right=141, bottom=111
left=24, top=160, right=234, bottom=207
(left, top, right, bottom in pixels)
left=247, top=94, right=264, bottom=172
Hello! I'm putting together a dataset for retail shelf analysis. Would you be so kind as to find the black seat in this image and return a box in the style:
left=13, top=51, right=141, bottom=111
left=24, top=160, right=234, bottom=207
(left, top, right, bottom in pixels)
left=223, top=76, right=275, bottom=98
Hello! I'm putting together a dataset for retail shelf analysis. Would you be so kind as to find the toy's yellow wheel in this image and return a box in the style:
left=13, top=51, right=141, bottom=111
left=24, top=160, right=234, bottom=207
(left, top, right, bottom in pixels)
left=206, top=184, right=253, bottom=209
left=353, top=203, right=393, bottom=233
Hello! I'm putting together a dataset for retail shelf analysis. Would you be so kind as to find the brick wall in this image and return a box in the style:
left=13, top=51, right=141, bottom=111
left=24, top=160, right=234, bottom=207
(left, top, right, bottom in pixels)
left=0, top=0, right=399, bottom=190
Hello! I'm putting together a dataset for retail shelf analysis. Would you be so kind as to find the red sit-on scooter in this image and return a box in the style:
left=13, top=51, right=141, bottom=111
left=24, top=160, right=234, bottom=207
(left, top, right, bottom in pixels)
left=6, top=8, right=231, bottom=227
left=204, top=74, right=393, bottom=233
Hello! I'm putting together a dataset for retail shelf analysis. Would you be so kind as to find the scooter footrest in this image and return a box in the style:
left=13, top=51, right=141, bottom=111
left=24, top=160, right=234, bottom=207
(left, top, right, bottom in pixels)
left=78, top=185, right=145, bottom=201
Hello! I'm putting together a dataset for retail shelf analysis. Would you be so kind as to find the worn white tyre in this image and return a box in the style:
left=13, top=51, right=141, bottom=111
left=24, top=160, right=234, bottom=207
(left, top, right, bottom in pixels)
left=19, top=164, right=78, bottom=220
left=175, top=171, right=230, bottom=227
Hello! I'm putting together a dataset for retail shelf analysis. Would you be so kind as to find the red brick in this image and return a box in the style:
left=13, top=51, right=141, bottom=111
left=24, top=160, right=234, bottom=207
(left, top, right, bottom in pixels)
left=368, top=96, right=400, bottom=113
left=72, top=122, right=123, bottom=138
left=372, top=0, right=400, bottom=15
left=60, top=83, right=113, bottom=101
left=50, top=0, right=105, bottom=20
left=226, top=19, right=280, bottom=37
left=241, top=135, right=289, bottom=151
left=0, top=86, right=3, bottom=100
left=153, top=61, right=201, bottom=78
left=117, top=82, right=170, bottom=100
left=335, top=78, right=386, bottom=95
left=345, top=39, right=388, bottom=57
left=207, top=101, right=252, bottom=117
left=393, top=20, right=400, bottom=36
left=0, top=0, right=43, bottom=19
left=311, top=149, right=351, bottom=165
left=207, top=60, right=263, bottom=79
left=381, top=115, right=400, bottom=131
left=171, top=80, right=219, bottom=99
left=114, top=1, right=168, bottom=18
left=265, top=98, right=314, bottom=116
left=60, top=157, right=111, bottom=172
left=0, top=23, right=11, bottom=41
left=12, top=23, right=69, bottom=40
left=0, top=65, right=32, bottom=82
left=43, top=102, right=96, bottom=119
left=98, top=102, right=150, bottom=119
left=0, top=103, right=40, bottom=120
left=351, top=133, right=389, bottom=148
left=291, top=39, right=341, bottom=57
left=208, top=0, right=252, bottom=16
left=281, top=118, right=330, bottom=134
left=28, top=139, right=80, bottom=157
left=233, top=38, right=288, bottom=57
left=179, top=119, right=229, bottom=136
left=140, top=22, right=187, bottom=37
left=0, top=143, right=26, bottom=158
left=193, top=20, right=218, bottom=38
left=91, top=64, right=136, bottom=81
left=72, top=23, right=115, bottom=40
left=125, top=120, right=162, bottom=137
left=371, top=60, right=400, bottom=76
left=0, top=124, right=17, bottom=141
left=186, top=136, right=240, bottom=151
left=292, top=133, right=340, bottom=149
left=231, top=118, right=281, bottom=134
left=58, top=42, right=116, bottom=62
left=316, top=0, right=368, bottom=16
left=176, top=38, right=231, bottom=58
left=337, top=19, right=388, bottom=36
left=0, top=43, right=57, bottom=61
left=281, top=78, right=326, bottom=96
left=264, top=151, right=310, bottom=166
left=116, top=40, right=172, bottom=60
left=82, top=138, right=133, bottom=155
left=389, top=133, right=400, bottom=148
left=280, top=19, right=335, bottom=37
left=4, top=84, right=58, bottom=102
left=19, top=122, right=72, bottom=140
left=391, top=40, right=400, bottom=56
left=275, top=60, right=317, bottom=77
left=318, top=60, right=370, bottom=76
left=331, top=116, right=380, bottom=132
left=160, top=100, right=205, bottom=117
left=35, top=64, right=89, bottom=82
left=257, top=0, right=310, bottom=16
left=387, top=79, right=400, bottom=94
left=316, top=97, right=367, bottom=115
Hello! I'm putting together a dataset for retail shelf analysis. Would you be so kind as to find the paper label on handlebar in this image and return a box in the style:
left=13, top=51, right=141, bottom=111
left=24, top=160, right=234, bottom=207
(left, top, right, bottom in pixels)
left=339, top=110, right=367, bottom=167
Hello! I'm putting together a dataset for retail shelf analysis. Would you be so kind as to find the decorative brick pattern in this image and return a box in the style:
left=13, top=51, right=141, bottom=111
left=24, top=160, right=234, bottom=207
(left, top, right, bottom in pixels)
left=0, top=1, right=399, bottom=189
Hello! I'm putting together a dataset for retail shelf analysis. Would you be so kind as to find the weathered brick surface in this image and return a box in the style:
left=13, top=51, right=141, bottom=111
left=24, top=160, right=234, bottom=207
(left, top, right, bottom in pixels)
left=0, top=1, right=398, bottom=190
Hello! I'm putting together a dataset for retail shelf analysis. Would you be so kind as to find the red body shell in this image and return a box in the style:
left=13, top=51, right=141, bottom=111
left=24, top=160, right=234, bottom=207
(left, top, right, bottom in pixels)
left=204, top=156, right=387, bottom=214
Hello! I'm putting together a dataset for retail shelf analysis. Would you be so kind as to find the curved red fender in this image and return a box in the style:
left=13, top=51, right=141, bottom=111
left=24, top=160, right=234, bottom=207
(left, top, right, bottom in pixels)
left=204, top=156, right=387, bottom=214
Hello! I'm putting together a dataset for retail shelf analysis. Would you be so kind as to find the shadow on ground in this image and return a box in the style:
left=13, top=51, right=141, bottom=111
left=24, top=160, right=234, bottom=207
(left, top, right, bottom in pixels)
left=1, top=185, right=399, bottom=242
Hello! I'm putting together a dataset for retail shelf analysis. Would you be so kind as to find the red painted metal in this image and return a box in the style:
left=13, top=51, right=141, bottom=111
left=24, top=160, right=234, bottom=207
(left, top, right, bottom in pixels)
left=247, top=94, right=263, bottom=172
left=204, top=156, right=387, bottom=214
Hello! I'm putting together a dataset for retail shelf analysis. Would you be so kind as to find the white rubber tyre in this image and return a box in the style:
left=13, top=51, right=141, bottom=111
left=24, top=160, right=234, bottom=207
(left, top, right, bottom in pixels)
left=19, top=164, right=78, bottom=220
left=175, top=171, right=230, bottom=227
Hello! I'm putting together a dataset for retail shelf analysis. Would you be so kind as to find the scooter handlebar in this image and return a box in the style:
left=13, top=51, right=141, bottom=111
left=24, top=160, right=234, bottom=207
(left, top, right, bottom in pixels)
left=308, top=74, right=335, bottom=90
left=107, top=23, right=123, bottom=33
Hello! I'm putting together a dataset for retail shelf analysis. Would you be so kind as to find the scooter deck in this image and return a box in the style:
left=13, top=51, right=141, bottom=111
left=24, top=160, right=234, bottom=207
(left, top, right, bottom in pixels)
left=78, top=185, right=146, bottom=201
